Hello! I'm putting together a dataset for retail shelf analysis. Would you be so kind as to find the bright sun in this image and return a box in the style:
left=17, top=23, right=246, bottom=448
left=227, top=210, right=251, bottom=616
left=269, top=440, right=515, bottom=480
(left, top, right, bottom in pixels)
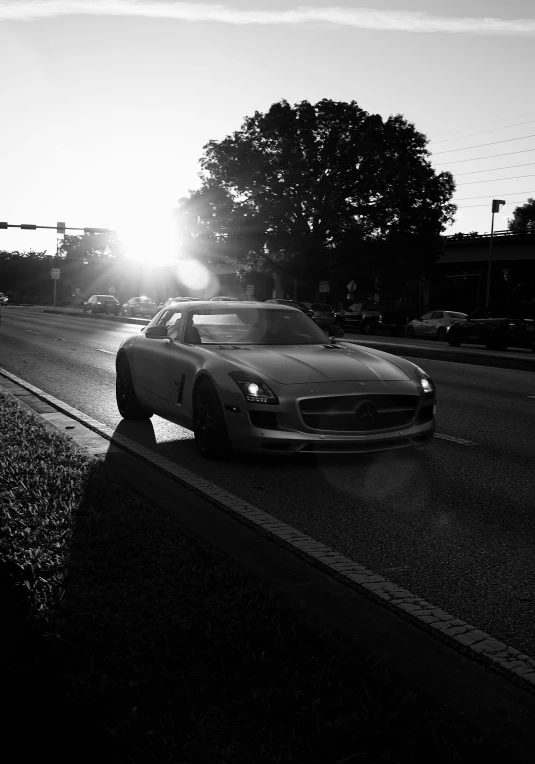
left=116, top=208, right=178, bottom=266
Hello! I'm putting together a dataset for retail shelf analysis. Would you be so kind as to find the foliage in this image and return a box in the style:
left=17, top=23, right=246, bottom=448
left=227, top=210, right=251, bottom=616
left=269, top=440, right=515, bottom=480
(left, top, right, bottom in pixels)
left=176, top=99, right=456, bottom=284
left=58, top=231, right=125, bottom=260
left=507, top=198, right=535, bottom=235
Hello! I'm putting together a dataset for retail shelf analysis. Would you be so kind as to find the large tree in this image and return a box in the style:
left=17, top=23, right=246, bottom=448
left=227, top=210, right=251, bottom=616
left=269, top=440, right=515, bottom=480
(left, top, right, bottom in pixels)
left=176, top=99, right=456, bottom=287
left=508, top=198, right=535, bottom=235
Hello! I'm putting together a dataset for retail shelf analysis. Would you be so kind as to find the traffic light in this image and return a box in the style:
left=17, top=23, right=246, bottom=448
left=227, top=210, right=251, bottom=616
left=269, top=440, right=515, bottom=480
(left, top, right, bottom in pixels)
left=57, top=221, right=66, bottom=234
left=0, top=222, right=7, bottom=229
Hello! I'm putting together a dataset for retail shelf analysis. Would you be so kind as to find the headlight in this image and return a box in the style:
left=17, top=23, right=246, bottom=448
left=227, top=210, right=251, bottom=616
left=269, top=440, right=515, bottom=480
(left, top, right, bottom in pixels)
left=414, top=366, right=435, bottom=396
left=229, top=371, right=279, bottom=405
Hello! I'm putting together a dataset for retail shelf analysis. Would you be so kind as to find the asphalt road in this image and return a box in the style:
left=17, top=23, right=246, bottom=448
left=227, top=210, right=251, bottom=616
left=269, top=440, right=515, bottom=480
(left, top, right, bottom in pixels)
left=2, top=306, right=535, bottom=658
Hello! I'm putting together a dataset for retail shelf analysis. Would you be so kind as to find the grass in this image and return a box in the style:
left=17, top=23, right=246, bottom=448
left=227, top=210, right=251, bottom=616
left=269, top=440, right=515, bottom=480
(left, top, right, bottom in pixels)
left=0, top=389, right=521, bottom=763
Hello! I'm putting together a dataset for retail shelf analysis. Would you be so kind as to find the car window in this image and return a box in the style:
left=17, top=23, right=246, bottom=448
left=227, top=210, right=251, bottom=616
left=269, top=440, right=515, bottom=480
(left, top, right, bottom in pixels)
left=431, top=312, right=443, bottom=319
left=445, top=312, right=467, bottom=319
left=421, top=312, right=433, bottom=320
left=186, top=308, right=327, bottom=345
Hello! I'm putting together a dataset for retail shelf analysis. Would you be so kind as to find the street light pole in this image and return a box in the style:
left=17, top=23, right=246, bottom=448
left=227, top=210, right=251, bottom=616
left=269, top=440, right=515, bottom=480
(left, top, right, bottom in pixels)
left=485, top=199, right=505, bottom=309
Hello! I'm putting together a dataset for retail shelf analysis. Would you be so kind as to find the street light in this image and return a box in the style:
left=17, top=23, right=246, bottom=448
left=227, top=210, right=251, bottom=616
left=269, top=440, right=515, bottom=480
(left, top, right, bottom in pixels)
left=485, top=199, right=505, bottom=309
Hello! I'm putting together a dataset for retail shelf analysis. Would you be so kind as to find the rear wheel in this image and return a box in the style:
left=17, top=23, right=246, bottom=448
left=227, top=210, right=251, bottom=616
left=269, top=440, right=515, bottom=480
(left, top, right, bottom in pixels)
left=116, top=356, right=153, bottom=419
left=193, top=379, right=232, bottom=460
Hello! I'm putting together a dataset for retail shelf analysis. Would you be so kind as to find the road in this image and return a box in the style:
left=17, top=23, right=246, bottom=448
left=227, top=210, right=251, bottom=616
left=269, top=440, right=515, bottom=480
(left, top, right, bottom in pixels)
left=2, top=305, right=535, bottom=657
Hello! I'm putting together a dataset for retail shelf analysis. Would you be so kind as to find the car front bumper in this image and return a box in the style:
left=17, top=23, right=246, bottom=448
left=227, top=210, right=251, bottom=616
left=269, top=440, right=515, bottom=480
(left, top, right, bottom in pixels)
left=219, top=380, right=436, bottom=455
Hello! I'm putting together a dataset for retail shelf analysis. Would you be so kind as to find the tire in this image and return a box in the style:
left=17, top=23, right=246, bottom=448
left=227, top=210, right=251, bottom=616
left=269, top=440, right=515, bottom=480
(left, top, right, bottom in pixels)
left=116, top=356, right=153, bottom=419
left=406, top=326, right=415, bottom=339
left=437, top=327, right=446, bottom=341
left=447, top=335, right=461, bottom=347
left=193, top=379, right=232, bottom=460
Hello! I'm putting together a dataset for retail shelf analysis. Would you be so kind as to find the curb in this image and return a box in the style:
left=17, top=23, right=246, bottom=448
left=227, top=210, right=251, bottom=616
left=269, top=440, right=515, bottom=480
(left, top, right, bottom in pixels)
left=2, top=366, right=535, bottom=761
left=42, top=308, right=149, bottom=326
left=342, top=336, right=535, bottom=372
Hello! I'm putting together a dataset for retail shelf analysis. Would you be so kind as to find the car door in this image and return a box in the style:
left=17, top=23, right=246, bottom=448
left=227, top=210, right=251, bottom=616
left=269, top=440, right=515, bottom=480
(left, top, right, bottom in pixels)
left=414, top=312, right=433, bottom=336
left=429, top=311, right=444, bottom=336
left=136, top=310, right=184, bottom=402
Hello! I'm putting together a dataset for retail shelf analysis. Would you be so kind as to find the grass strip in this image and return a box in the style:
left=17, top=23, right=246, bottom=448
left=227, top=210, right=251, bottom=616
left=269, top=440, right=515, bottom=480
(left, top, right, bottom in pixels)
left=0, top=389, right=521, bottom=763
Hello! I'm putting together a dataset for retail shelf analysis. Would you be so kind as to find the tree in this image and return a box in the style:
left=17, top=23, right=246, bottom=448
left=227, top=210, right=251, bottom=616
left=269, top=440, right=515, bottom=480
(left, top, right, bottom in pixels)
left=176, top=99, right=456, bottom=288
left=58, top=231, right=125, bottom=260
left=508, top=198, right=535, bottom=235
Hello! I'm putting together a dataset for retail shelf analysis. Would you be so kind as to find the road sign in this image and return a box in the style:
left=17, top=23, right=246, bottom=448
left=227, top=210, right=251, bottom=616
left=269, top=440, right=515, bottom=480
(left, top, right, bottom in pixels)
left=319, top=281, right=329, bottom=293
left=108, top=286, right=116, bottom=294
left=246, top=284, right=254, bottom=295
left=51, top=269, right=60, bottom=279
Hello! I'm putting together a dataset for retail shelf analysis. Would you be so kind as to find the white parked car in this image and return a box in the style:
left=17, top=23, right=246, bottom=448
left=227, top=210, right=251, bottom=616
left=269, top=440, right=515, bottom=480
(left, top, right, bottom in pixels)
left=406, top=310, right=468, bottom=341
left=115, top=301, right=436, bottom=459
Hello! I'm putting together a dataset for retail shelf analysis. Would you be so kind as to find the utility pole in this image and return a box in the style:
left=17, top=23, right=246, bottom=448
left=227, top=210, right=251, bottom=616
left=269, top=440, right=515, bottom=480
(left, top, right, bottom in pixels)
left=485, top=200, right=505, bottom=309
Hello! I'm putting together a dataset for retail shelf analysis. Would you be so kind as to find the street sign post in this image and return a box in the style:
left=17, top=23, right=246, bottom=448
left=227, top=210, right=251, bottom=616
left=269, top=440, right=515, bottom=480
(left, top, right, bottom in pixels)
left=51, top=268, right=60, bottom=312
left=246, top=284, right=255, bottom=299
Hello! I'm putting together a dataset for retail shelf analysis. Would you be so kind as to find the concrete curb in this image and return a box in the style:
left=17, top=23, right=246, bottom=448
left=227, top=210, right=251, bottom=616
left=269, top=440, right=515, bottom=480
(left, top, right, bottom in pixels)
left=342, top=336, right=535, bottom=372
left=2, top=366, right=535, bottom=761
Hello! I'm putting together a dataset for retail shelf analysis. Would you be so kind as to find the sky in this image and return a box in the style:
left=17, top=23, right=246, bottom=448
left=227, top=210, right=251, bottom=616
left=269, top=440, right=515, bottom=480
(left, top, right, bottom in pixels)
left=1, top=0, right=534, bottom=262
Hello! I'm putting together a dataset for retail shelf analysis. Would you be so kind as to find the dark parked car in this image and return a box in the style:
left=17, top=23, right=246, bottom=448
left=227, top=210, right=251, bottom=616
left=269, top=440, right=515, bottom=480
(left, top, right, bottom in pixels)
left=335, top=302, right=384, bottom=333
left=307, top=302, right=336, bottom=328
left=447, top=306, right=535, bottom=352
left=122, top=296, right=159, bottom=318
left=265, top=299, right=315, bottom=319
left=82, top=294, right=121, bottom=315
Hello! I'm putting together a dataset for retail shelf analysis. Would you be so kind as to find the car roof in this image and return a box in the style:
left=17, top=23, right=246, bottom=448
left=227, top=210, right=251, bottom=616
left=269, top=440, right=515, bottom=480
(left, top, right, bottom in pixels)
left=161, top=300, right=299, bottom=311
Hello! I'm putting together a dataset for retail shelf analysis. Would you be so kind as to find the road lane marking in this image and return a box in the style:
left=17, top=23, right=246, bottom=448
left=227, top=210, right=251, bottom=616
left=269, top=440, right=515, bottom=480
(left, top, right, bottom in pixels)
left=434, top=433, right=477, bottom=446
left=1, top=364, right=535, bottom=693
left=97, top=349, right=116, bottom=355
left=25, top=329, right=43, bottom=334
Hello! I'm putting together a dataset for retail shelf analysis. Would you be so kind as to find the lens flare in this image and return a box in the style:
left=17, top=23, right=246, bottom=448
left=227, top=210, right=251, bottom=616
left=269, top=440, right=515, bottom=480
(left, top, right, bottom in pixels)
left=177, top=260, right=211, bottom=290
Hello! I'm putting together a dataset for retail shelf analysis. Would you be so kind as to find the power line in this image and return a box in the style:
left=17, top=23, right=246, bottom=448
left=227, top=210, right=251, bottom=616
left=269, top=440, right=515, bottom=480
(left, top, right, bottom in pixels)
left=456, top=173, right=535, bottom=186
left=431, top=110, right=535, bottom=142
left=433, top=147, right=535, bottom=166
left=454, top=190, right=535, bottom=201
left=453, top=161, right=535, bottom=177
left=430, top=119, right=535, bottom=146
left=432, top=133, right=535, bottom=156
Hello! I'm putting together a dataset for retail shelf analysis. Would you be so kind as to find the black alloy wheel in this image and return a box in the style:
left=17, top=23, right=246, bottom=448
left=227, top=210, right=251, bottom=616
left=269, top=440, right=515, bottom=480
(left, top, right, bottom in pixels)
left=193, top=379, right=232, bottom=460
left=116, top=356, right=153, bottom=419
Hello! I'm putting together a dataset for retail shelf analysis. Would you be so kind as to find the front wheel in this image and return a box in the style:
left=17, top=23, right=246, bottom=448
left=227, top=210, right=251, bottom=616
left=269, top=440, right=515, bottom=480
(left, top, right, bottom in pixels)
left=116, top=356, right=153, bottom=419
left=193, top=379, right=232, bottom=460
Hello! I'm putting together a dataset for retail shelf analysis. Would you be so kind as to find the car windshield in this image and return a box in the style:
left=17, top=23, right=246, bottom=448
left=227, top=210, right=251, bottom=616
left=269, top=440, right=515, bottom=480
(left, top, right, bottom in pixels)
left=446, top=312, right=467, bottom=319
left=188, top=308, right=328, bottom=345
left=97, top=295, right=117, bottom=301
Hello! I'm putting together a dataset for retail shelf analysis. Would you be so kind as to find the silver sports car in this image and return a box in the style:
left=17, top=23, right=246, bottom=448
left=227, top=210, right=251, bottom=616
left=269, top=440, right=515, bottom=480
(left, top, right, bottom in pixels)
left=115, top=301, right=436, bottom=459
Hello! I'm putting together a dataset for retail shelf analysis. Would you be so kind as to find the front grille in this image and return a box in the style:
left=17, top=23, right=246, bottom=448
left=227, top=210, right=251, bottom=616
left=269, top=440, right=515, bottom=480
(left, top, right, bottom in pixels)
left=299, top=394, right=420, bottom=432
left=249, top=411, right=278, bottom=429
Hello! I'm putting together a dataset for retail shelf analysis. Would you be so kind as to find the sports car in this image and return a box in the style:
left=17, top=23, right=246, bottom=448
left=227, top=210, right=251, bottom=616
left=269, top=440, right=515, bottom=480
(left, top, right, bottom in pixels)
left=115, top=301, right=436, bottom=459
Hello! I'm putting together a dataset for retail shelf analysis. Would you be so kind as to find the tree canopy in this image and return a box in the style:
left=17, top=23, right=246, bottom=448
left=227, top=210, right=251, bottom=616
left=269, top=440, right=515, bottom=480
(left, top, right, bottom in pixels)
left=508, top=198, right=535, bottom=235
left=176, top=99, right=456, bottom=287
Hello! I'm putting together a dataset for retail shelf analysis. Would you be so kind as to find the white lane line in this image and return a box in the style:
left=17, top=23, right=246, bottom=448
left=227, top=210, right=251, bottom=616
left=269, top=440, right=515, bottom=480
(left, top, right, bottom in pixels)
left=434, top=433, right=477, bottom=446
left=25, top=329, right=43, bottom=334
left=1, top=363, right=535, bottom=693
left=96, top=349, right=116, bottom=355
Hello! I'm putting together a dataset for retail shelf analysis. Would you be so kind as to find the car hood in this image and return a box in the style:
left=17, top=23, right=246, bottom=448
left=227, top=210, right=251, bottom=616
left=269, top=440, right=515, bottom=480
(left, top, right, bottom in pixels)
left=208, top=344, right=411, bottom=383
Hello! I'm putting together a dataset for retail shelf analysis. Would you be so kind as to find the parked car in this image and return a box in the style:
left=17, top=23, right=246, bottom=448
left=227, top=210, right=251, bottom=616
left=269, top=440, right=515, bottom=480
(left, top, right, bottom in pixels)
left=0, top=292, right=8, bottom=305
left=335, top=302, right=383, bottom=334
left=265, top=299, right=315, bottom=319
left=446, top=308, right=535, bottom=352
left=307, top=302, right=336, bottom=328
left=122, top=296, right=159, bottom=318
left=82, top=295, right=121, bottom=315
left=406, top=310, right=468, bottom=341
left=115, top=301, right=436, bottom=459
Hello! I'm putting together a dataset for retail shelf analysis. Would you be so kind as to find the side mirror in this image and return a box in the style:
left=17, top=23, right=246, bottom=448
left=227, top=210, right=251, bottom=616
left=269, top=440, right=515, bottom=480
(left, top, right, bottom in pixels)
left=145, top=325, right=168, bottom=338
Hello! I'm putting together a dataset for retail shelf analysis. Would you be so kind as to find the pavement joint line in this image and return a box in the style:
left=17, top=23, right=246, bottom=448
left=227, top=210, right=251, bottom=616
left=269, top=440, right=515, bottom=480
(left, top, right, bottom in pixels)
left=2, top=364, right=535, bottom=695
